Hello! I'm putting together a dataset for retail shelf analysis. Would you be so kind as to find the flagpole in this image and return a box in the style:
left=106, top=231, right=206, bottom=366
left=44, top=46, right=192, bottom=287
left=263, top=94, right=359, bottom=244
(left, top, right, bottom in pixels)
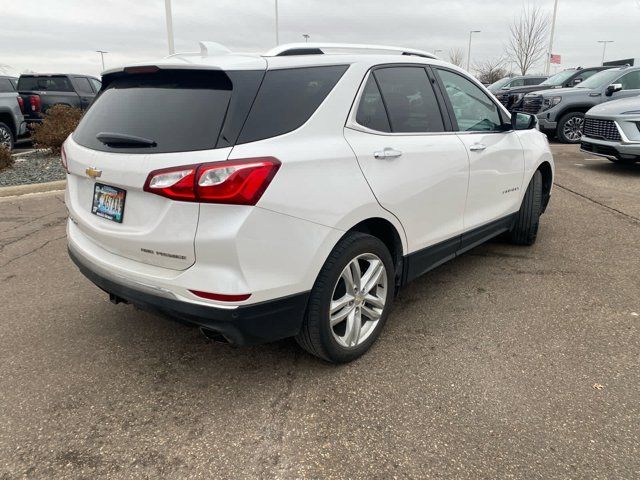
left=546, top=0, right=559, bottom=75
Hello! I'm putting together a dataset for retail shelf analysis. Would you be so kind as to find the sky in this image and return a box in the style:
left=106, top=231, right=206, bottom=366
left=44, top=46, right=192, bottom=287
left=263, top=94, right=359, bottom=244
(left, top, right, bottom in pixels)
left=1, top=0, right=639, bottom=78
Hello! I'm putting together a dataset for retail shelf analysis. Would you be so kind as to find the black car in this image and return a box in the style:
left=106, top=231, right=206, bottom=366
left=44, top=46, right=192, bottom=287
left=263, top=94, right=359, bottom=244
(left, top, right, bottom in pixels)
left=495, top=67, right=612, bottom=112
left=17, top=74, right=101, bottom=124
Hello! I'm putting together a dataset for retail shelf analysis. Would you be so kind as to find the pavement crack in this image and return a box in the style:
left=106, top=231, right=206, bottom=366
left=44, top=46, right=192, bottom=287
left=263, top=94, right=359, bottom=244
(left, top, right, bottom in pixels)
left=0, top=217, right=66, bottom=250
left=0, top=234, right=66, bottom=268
left=554, top=182, right=640, bottom=224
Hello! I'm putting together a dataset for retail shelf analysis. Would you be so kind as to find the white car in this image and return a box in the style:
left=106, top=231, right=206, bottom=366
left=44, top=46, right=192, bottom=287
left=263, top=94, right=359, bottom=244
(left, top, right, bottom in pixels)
left=65, top=42, right=554, bottom=363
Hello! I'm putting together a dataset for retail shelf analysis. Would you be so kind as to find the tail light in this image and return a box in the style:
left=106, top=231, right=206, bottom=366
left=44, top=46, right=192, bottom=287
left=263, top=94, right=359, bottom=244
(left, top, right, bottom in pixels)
left=189, top=290, right=251, bottom=302
left=29, top=95, right=41, bottom=112
left=143, top=157, right=281, bottom=205
left=17, top=96, right=24, bottom=113
left=60, top=144, right=68, bottom=172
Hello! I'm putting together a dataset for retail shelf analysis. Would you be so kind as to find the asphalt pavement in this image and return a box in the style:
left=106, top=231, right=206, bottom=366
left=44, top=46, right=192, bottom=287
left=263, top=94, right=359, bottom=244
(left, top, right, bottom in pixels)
left=0, top=144, right=638, bottom=479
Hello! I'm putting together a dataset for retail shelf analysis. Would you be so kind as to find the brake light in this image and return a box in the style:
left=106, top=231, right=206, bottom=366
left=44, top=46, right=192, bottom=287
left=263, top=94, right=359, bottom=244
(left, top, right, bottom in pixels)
left=189, top=290, right=251, bottom=302
left=143, top=157, right=281, bottom=205
left=29, top=95, right=41, bottom=112
left=17, top=96, right=24, bottom=112
left=61, top=144, right=68, bottom=172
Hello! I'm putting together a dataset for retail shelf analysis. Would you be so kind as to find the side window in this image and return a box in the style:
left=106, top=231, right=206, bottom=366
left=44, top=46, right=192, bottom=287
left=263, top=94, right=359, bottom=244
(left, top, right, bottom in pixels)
left=89, top=78, right=102, bottom=92
left=0, top=78, right=14, bottom=92
left=355, top=75, right=391, bottom=132
left=574, top=70, right=598, bottom=83
left=436, top=69, right=502, bottom=132
left=73, top=77, right=93, bottom=95
left=524, top=77, right=543, bottom=86
left=618, top=71, right=640, bottom=90
left=510, top=78, right=525, bottom=87
left=373, top=67, right=444, bottom=133
left=238, top=65, right=348, bottom=144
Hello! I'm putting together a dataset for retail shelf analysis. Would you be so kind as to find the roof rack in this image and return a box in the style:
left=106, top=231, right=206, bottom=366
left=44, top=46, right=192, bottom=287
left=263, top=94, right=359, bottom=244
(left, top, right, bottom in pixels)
left=264, top=43, right=440, bottom=60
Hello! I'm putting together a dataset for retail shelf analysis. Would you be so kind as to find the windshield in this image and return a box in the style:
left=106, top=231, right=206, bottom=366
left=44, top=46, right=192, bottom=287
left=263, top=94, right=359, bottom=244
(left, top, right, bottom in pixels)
left=576, top=69, right=622, bottom=89
left=540, top=69, right=576, bottom=86
left=488, top=77, right=512, bottom=91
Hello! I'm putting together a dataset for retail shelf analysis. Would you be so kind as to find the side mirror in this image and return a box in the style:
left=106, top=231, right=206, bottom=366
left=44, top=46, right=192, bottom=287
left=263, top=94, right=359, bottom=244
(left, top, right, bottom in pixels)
left=572, top=78, right=583, bottom=86
left=511, top=112, right=537, bottom=130
left=605, top=83, right=623, bottom=96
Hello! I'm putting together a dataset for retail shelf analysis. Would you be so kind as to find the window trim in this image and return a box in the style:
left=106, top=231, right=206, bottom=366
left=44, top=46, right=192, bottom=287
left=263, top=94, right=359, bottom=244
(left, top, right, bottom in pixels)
left=346, top=63, right=453, bottom=136
left=431, top=66, right=511, bottom=135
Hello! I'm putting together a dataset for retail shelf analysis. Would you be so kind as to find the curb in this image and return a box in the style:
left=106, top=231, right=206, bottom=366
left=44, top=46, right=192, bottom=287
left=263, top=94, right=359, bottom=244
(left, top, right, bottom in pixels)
left=0, top=180, right=66, bottom=198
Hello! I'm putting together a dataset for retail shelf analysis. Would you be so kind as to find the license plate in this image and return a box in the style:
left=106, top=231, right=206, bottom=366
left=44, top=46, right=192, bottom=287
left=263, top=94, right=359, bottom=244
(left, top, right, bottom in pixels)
left=91, top=183, right=126, bottom=223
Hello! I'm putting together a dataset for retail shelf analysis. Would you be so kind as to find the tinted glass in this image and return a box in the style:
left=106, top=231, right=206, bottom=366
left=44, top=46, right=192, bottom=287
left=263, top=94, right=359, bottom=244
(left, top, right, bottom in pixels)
left=238, top=65, right=348, bottom=144
left=573, top=69, right=599, bottom=82
left=17, top=75, right=73, bottom=91
left=74, top=77, right=93, bottom=95
left=437, top=69, right=502, bottom=132
left=488, top=77, right=512, bottom=91
left=74, top=70, right=234, bottom=153
left=9, top=78, right=17, bottom=90
left=524, top=77, right=545, bottom=86
left=374, top=67, right=444, bottom=133
left=509, top=78, right=525, bottom=87
left=355, top=75, right=390, bottom=132
left=540, top=69, right=577, bottom=86
left=576, top=69, right=623, bottom=89
left=89, top=78, right=102, bottom=92
left=619, top=71, right=640, bottom=89
left=0, top=78, right=14, bottom=92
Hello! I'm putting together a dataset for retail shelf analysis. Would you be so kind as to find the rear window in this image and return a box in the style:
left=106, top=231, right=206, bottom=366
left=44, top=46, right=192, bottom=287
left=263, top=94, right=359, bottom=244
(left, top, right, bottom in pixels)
left=73, top=70, right=263, bottom=154
left=17, top=75, right=73, bottom=92
left=0, top=78, right=15, bottom=92
left=237, top=65, right=348, bottom=144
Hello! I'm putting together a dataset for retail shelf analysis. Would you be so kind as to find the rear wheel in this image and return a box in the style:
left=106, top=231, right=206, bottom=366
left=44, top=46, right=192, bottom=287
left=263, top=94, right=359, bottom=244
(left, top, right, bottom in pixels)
left=507, top=170, right=542, bottom=246
left=0, top=122, right=14, bottom=151
left=557, top=112, right=585, bottom=144
left=296, top=232, right=394, bottom=363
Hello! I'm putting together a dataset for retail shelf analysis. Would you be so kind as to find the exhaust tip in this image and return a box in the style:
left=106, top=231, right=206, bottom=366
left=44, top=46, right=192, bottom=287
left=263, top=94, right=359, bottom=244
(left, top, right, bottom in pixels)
left=199, top=327, right=232, bottom=344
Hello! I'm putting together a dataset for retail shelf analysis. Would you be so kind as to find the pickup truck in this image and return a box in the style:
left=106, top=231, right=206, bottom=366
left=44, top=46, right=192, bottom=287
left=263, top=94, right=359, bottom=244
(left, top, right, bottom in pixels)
left=17, top=74, right=101, bottom=125
left=0, top=75, right=26, bottom=150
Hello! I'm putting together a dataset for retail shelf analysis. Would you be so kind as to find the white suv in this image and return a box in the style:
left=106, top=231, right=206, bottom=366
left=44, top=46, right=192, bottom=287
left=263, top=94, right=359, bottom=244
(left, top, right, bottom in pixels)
left=65, top=42, right=554, bottom=363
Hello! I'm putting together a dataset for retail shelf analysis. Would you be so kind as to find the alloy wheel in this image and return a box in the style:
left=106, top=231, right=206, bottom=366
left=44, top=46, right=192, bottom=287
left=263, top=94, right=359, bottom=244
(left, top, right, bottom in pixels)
left=563, top=116, right=584, bottom=142
left=329, top=253, right=387, bottom=348
left=0, top=126, right=11, bottom=150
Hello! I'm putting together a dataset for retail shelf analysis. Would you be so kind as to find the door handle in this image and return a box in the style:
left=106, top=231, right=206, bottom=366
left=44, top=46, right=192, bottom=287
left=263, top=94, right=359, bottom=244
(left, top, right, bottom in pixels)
left=469, top=143, right=487, bottom=152
left=373, top=148, right=403, bottom=159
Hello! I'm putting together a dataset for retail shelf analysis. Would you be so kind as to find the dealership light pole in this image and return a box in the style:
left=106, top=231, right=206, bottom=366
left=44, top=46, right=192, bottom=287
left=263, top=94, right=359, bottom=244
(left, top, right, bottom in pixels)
left=597, top=40, right=614, bottom=65
left=95, top=50, right=108, bottom=71
left=275, top=0, right=280, bottom=45
left=545, top=0, right=559, bottom=75
left=466, top=30, right=480, bottom=71
left=303, top=34, right=310, bottom=43
left=165, top=0, right=175, bottom=55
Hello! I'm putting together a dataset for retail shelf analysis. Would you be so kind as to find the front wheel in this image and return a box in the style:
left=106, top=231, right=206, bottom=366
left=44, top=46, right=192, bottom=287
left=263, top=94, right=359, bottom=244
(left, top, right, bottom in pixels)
left=507, top=170, right=542, bottom=246
left=0, top=122, right=14, bottom=151
left=557, top=112, right=585, bottom=144
left=296, top=232, right=395, bottom=363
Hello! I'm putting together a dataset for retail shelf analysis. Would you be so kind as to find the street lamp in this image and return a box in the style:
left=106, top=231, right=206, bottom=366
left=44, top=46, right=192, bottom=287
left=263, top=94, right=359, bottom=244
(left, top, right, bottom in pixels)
left=302, top=34, right=310, bottom=43
left=275, top=0, right=280, bottom=45
left=165, top=0, right=175, bottom=55
left=466, top=30, right=481, bottom=71
left=597, top=40, right=614, bottom=65
left=95, top=50, right=108, bottom=71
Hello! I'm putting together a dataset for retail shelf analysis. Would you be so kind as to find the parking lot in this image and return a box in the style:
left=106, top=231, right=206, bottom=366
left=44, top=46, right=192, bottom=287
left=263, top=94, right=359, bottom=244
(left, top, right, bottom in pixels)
left=0, top=144, right=638, bottom=479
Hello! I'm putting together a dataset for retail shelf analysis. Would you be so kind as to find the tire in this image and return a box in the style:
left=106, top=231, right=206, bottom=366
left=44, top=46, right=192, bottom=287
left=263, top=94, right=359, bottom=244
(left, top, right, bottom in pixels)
left=0, top=122, right=14, bottom=151
left=295, top=232, right=395, bottom=363
left=507, top=170, right=542, bottom=246
left=557, top=112, right=585, bottom=144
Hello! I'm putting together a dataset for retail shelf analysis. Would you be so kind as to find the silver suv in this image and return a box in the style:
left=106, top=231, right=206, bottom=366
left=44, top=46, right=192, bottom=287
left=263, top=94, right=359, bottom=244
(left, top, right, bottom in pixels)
left=521, top=66, right=640, bottom=143
left=580, top=97, right=640, bottom=164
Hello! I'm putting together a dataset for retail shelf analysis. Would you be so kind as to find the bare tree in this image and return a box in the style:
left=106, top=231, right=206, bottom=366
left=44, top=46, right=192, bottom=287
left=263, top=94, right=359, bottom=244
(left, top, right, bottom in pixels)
left=448, top=48, right=465, bottom=67
left=474, top=57, right=507, bottom=84
left=506, top=4, right=550, bottom=75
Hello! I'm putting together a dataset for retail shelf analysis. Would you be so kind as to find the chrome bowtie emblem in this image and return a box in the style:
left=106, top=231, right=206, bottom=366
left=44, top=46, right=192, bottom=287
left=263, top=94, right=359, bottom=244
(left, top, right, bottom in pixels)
left=85, top=167, right=102, bottom=179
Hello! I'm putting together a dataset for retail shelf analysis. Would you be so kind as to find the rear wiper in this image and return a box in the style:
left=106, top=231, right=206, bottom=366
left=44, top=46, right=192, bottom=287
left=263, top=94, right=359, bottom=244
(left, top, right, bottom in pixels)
left=96, top=132, right=157, bottom=147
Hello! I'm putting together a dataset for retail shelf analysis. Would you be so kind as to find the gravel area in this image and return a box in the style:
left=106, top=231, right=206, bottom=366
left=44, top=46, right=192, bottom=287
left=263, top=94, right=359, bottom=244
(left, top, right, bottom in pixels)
left=0, top=150, right=65, bottom=187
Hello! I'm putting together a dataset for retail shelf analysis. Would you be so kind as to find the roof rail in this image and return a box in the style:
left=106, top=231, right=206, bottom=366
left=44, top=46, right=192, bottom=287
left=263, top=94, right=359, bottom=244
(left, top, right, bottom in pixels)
left=264, top=43, right=440, bottom=60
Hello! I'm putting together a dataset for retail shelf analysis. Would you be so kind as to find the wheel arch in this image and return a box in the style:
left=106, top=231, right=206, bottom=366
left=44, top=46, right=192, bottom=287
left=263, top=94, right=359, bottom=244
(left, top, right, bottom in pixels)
left=536, top=161, right=553, bottom=213
left=556, top=105, right=592, bottom=120
left=0, top=110, right=16, bottom=138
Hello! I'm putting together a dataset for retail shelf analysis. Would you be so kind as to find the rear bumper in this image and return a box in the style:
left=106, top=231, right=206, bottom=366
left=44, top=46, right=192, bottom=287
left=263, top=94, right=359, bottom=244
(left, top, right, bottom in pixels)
left=69, top=247, right=309, bottom=345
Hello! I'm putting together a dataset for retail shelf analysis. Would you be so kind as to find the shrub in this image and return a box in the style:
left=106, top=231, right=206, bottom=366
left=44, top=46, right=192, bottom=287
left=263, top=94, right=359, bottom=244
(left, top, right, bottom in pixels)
left=0, top=145, right=14, bottom=171
left=31, top=105, right=83, bottom=155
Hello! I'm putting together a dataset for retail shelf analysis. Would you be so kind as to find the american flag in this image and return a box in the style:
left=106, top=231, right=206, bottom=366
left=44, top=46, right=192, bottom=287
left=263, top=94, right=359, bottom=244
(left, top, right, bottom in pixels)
left=550, top=54, right=561, bottom=64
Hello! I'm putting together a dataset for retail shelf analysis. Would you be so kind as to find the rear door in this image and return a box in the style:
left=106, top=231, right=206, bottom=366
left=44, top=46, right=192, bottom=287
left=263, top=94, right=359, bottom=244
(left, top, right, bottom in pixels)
left=344, top=65, right=470, bottom=261
left=71, top=76, right=95, bottom=110
left=66, top=68, right=262, bottom=270
left=433, top=68, right=525, bottom=230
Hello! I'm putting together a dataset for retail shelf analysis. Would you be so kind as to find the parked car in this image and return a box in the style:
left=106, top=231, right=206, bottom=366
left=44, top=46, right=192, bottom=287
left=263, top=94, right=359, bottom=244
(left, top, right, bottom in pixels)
left=496, top=66, right=612, bottom=112
left=487, top=75, right=547, bottom=94
left=580, top=96, right=640, bottom=164
left=17, top=74, right=101, bottom=125
left=65, top=42, right=554, bottom=363
left=0, top=75, right=26, bottom=150
left=521, top=65, right=640, bottom=143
